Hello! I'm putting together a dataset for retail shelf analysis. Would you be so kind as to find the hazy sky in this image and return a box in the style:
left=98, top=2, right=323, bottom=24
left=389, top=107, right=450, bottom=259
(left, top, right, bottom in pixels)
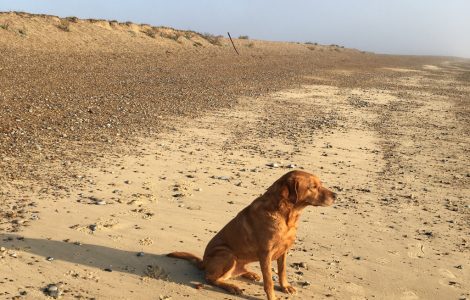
left=1, top=0, right=469, bottom=58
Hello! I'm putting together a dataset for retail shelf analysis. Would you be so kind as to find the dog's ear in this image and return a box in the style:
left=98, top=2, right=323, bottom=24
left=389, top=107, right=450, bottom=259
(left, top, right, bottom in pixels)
left=285, top=176, right=304, bottom=204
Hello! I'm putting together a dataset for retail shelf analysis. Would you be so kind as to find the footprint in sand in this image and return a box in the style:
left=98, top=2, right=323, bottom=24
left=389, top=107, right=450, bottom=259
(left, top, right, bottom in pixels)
left=400, top=290, right=419, bottom=300
left=376, top=257, right=391, bottom=265
left=438, top=268, right=458, bottom=287
left=345, top=282, right=365, bottom=298
left=407, top=242, right=425, bottom=258
left=145, top=265, right=169, bottom=280
left=439, top=268, right=456, bottom=279
left=139, top=237, right=154, bottom=246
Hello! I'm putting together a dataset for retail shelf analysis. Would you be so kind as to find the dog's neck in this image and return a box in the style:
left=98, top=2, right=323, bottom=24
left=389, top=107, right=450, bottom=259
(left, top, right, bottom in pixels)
left=280, top=197, right=308, bottom=225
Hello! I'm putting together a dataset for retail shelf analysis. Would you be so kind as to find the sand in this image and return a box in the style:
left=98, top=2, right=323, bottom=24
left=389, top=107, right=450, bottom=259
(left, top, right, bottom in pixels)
left=1, top=12, right=469, bottom=300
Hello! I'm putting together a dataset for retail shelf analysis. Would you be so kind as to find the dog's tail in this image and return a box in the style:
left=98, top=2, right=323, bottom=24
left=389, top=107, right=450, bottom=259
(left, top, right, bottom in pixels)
left=167, top=252, right=205, bottom=270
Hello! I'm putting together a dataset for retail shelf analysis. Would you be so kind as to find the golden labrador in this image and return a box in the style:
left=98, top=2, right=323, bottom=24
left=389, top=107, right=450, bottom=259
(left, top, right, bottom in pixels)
left=168, top=170, right=336, bottom=299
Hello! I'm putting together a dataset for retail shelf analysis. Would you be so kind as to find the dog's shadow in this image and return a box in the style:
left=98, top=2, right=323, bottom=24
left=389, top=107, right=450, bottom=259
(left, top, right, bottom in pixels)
left=0, top=234, right=261, bottom=299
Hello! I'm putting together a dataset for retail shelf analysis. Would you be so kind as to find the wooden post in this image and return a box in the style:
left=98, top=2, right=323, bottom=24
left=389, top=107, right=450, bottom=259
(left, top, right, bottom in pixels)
left=227, top=32, right=239, bottom=55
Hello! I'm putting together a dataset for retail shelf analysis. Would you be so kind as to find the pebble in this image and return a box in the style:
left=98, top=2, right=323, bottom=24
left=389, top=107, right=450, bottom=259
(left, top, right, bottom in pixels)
left=213, top=175, right=230, bottom=181
left=89, top=224, right=97, bottom=231
left=291, top=262, right=308, bottom=269
left=124, top=180, right=132, bottom=184
left=95, top=200, right=107, bottom=205
left=267, top=162, right=280, bottom=168
left=300, top=281, right=311, bottom=287
left=0, top=247, right=5, bottom=252
left=10, top=253, right=18, bottom=258
left=44, top=284, right=61, bottom=299
left=287, top=164, right=296, bottom=168
left=46, top=256, right=54, bottom=261
left=104, top=268, right=113, bottom=272
left=137, top=252, right=145, bottom=257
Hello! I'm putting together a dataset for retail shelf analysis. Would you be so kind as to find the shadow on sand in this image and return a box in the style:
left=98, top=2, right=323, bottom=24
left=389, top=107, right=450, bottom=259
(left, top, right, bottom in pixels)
left=0, top=234, right=262, bottom=299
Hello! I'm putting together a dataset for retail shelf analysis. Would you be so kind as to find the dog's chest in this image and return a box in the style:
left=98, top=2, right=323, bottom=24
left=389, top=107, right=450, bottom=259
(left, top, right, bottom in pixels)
left=271, top=223, right=297, bottom=258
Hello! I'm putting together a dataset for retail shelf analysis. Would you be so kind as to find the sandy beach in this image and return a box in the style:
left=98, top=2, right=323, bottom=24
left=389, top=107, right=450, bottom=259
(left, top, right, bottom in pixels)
left=1, top=12, right=469, bottom=300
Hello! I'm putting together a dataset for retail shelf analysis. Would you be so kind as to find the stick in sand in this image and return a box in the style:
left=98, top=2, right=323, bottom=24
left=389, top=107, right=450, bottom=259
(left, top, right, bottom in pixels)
left=227, top=32, right=239, bottom=55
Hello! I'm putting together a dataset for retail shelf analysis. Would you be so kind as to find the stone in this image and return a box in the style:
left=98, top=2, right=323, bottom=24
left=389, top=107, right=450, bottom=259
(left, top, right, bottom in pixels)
left=44, top=284, right=61, bottom=299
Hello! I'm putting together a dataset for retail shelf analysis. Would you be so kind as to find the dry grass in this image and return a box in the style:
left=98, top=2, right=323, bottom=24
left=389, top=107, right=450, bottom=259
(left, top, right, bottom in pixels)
left=0, top=21, right=10, bottom=30
left=57, top=19, right=70, bottom=32
left=159, top=31, right=179, bottom=41
left=143, top=27, right=157, bottom=38
left=65, top=16, right=78, bottom=23
left=87, top=18, right=106, bottom=23
left=183, top=31, right=193, bottom=39
left=201, top=32, right=222, bottom=46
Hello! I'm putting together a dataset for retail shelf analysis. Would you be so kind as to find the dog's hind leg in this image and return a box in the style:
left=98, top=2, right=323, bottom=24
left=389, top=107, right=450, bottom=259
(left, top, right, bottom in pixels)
left=204, top=251, right=244, bottom=295
left=241, top=270, right=261, bottom=281
left=237, top=263, right=261, bottom=281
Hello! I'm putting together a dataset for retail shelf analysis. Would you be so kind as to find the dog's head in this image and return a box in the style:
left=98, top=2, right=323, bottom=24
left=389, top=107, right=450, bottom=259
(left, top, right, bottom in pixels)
left=276, top=170, right=336, bottom=207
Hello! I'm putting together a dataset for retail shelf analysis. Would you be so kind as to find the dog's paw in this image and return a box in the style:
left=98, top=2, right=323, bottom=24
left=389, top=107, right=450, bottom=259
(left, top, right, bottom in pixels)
left=281, top=285, right=297, bottom=294
left=226, top=284, right=244, bottom=295
left=242, top=271, right=261, bottom=281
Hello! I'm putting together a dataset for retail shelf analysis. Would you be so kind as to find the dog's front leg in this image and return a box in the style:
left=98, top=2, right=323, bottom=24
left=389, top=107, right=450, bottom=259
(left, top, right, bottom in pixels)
left=259, top=251, right=276, bottom=300
left=277, top=252, right=296, bottom=294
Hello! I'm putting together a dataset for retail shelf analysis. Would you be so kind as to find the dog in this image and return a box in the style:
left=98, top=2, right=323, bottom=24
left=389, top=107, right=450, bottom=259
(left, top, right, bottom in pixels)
left=167, top=170, right=336, bottom=299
